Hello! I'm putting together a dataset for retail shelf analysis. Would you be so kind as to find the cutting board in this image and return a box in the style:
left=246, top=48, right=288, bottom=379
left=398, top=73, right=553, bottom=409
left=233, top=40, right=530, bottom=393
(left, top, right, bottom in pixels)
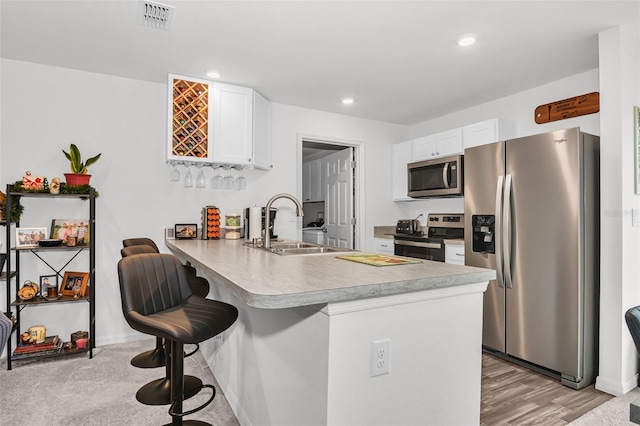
left=336, top=253, right=422, bottom=267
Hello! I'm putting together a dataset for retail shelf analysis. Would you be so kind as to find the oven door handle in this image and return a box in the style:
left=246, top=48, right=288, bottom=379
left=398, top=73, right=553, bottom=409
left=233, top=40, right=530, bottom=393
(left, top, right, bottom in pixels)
left=442, top=162, right=450, bottom=189
left=394, top=240, right=442, bottom=249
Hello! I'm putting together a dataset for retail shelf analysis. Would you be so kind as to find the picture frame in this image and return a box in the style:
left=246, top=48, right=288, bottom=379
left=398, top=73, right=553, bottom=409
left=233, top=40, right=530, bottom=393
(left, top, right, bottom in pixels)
left=50, top=219, right=90, bottom=246
left=175, top=223, right=198, bottom=239
left=60, top=271, right=89, bottom=297
left=39, top=274, right=58, bottom=298
left=15, top=227, right=48, bottom=248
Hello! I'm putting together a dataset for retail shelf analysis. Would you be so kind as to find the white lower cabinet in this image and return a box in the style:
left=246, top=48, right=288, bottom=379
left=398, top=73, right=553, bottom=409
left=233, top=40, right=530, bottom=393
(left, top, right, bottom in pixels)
left=445, top=243, right=465, bottom=265
left=374, top=238, right=394, bottom=255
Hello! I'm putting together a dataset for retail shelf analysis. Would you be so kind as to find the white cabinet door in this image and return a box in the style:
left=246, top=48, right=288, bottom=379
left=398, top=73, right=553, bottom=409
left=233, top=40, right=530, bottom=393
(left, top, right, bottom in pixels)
left=411, top=129, right=462, bottom=161
left=445, top=244, right=465, bottom=265
left=392, top=141, right=412, bottom=201
left=317, top=159, right=325, bottom=201
left=462, top=118, right=516, bottom=150
left=374, top=238, right=394, bottom=255
left=212, top=83, right=254, bottom=166
left=302, top=162, right=312, bottom=202
left=410, top=135, right=437, bottom=161
left=302, top=159, right=323, bottom=202
left=435, top=128, right=463, bottom=157
left=252, top=91, right=272, bottom=170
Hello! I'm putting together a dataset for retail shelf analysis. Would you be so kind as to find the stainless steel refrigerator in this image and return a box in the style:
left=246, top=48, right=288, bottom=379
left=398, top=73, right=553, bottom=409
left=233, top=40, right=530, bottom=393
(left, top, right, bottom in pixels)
left=464, top=127, right=599, bottom=389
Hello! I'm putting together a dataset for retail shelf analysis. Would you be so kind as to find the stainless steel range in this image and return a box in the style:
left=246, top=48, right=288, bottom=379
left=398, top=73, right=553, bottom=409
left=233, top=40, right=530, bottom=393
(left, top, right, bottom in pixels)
left=394, top=213, right=464, bottom=262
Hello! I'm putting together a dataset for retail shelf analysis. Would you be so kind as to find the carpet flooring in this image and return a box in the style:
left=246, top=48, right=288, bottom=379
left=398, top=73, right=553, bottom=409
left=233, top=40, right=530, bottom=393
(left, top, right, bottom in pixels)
left=0, top=339, right=239, bottom=426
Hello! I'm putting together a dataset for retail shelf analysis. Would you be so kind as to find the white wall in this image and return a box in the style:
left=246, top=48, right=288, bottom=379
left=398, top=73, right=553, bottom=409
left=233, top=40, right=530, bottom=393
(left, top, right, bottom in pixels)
left=0, top=58, right=407, bottom=350
left=596, top=24, right=640, bottom=396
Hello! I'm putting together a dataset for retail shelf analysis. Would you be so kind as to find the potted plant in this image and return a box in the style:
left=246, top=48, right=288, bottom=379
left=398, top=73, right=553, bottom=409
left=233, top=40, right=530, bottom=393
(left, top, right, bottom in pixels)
left=62, top=144, right=101, bottom=186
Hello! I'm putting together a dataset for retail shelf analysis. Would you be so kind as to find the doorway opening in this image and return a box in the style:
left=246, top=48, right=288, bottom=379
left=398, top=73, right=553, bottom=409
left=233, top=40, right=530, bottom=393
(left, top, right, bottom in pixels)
left=299, top=135, right=362, bottom=250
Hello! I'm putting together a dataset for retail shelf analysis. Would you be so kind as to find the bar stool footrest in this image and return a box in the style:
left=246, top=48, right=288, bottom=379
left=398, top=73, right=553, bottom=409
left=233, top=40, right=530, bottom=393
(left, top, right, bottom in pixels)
left=168, top=384, right=216, bottom=418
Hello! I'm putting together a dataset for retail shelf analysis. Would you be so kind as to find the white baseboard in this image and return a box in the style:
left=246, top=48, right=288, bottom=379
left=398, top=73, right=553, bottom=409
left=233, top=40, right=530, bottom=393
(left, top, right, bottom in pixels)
left=596, top=373, right=638, bottom=396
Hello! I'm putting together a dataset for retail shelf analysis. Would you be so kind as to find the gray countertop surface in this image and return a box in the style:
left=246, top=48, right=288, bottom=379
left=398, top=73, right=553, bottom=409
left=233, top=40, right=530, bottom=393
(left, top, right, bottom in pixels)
left=166, top=238, right=494, bottom=309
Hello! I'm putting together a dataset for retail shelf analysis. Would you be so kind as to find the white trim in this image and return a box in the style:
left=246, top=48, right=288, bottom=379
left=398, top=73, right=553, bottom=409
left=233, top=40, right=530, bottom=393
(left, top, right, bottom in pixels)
left=321, top=282, right=489, bottom=316
left=297, top=133, right=365, bottom=250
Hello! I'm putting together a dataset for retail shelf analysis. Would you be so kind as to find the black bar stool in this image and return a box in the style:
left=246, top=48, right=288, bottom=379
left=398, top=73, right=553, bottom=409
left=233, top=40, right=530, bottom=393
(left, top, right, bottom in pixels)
left=122, top=238, right=164, bottom=369
left=118, top=253, right=238, bottom=426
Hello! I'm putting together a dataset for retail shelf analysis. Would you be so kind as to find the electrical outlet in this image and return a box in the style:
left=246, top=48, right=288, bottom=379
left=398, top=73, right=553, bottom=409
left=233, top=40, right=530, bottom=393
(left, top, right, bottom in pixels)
left=371, top=339, right=390, bottom=376
left=633, top=209, right=640, bottom=228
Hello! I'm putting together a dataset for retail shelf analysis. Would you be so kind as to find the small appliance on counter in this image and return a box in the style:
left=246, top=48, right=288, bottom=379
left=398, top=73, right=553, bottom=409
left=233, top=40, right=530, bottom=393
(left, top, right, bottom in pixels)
left=244, top=207, right=278, bottom=241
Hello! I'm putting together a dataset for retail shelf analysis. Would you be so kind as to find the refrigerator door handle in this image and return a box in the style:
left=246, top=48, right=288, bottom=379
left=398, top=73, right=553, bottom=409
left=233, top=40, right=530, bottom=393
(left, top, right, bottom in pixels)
left=442, top=162, right=450, bottom=188
left=503, top=174, right=513, bottom=289
left=495, top=175, right=505, bottom=288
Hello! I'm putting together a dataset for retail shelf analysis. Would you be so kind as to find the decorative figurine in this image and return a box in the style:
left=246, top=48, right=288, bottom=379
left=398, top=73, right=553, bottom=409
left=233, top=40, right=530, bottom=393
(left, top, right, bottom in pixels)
left=49, top=177, right=60, bottom=195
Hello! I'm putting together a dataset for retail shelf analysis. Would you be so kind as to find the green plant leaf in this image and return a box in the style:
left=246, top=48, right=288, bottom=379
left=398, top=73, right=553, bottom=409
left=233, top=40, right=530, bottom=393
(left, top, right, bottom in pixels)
left=84, top=153, right=101, bottom=168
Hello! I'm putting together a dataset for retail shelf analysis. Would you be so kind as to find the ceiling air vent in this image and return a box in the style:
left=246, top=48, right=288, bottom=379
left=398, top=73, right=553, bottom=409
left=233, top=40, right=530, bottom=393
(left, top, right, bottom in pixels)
left=138, top=0, right=175, bottom=31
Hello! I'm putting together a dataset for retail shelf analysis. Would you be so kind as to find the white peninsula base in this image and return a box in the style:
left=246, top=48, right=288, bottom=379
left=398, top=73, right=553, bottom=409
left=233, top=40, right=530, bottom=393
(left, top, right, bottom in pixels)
left=202, top=281, right=487, bottom=426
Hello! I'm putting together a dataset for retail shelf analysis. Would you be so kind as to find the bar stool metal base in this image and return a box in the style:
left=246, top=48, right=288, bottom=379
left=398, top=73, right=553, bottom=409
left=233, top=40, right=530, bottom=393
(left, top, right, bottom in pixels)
left=163, top=421, right=211, bottom=426
left=136, top=375, right=203, bottom=406
left=131, top=345, right=166, bottom=369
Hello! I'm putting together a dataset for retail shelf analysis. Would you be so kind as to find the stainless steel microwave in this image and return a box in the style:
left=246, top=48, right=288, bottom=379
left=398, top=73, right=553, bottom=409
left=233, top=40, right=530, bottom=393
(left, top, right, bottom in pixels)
left=407, top=154, right=463, bottom=198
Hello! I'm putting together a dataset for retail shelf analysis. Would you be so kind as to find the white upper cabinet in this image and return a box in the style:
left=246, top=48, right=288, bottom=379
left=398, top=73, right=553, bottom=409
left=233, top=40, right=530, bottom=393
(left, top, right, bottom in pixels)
left=411, top=128, right=463, bottom=161
left=212, top=82, right=253, bottom=166
left=462, top=118, right=516, bottom=150
left=252, top=91, right=272, bottom=170
left=303, top=159, right=324, bottom=202
left=392, top=140, right=412, bottom=201
left=167, top=74, right=271, bottom=169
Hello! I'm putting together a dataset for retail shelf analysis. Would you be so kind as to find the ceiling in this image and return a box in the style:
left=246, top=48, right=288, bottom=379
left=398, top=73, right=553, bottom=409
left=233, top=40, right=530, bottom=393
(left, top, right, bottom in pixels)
left=1, top=1, right=638, bottom=126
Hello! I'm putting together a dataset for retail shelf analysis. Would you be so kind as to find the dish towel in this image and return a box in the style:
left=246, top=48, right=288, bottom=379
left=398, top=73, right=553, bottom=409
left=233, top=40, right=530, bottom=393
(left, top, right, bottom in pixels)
left=0, top=312, right=12, bottom=355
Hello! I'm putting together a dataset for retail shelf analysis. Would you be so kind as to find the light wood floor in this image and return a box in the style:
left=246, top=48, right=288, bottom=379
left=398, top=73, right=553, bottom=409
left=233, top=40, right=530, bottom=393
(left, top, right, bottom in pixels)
left=480, top=353, right=614, bottom=425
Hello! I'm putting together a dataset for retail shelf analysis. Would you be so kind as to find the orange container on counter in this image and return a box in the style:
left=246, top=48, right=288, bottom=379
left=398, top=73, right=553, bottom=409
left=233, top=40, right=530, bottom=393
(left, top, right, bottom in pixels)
left=202, top=206, right=221, bottom=239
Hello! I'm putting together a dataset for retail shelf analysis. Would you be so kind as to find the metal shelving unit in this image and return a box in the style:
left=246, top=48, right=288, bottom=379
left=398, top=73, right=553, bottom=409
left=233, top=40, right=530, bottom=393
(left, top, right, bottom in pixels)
left=4, top=184, right=96, bottom=370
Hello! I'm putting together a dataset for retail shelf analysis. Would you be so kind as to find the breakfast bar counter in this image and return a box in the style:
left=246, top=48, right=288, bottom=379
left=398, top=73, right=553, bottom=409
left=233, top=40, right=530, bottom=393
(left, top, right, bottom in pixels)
left=167, top=238, right=495, bottom=426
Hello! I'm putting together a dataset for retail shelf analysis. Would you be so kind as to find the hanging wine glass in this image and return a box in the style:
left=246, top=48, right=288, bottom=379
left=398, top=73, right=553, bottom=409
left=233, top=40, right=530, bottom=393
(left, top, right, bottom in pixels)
left=211, top=166, right=223, bottom=190
left=222, top=166, right=235, bottom=190
left=184, top=167, right=193, bottom=188
left=236, top=167, right=247, bottom=190
left=170, top=163, right=181, bottom=182
left=195, top=164, right=206, bottom=188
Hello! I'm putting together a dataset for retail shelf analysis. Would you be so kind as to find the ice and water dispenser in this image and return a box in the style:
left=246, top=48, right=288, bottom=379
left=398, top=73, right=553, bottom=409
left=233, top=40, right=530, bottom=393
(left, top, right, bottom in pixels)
left=472, top=215, right=495, bottom=254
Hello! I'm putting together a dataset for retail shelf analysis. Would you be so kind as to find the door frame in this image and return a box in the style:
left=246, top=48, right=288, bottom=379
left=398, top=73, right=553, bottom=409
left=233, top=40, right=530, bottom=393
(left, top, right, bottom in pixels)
left=298, top=133, right=364, bottom=250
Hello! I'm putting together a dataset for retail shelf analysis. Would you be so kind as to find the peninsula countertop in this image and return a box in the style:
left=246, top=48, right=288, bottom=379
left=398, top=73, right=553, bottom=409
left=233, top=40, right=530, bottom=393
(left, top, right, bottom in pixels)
left=166, top=238, right=495, bottom=309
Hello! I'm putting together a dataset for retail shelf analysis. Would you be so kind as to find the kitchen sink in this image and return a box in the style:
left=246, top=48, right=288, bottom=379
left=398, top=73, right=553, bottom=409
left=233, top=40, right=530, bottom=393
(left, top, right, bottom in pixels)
left=274, top=246, right=351, bottom=255
left=250, top=241, right=355, bottom=256
left=270, top=242, right=317, bottom=249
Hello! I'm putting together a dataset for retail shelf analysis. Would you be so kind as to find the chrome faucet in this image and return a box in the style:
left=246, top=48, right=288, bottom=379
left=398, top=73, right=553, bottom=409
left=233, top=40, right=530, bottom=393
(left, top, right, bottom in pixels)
left=263, top=193, right=304, bottom=249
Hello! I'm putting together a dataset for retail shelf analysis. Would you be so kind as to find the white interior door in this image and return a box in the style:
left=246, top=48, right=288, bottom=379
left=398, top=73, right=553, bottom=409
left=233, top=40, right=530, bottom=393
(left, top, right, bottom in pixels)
left=324, top=148, right=354, bottom=248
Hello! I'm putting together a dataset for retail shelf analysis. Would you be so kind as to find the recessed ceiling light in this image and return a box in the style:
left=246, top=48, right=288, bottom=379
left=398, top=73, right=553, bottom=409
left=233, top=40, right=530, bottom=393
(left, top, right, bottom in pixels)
left=206, top=71, right=221, bottom=79
left=342, top=98, right=354, bottom=105
left=457, top=34, right=477, bottom=47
